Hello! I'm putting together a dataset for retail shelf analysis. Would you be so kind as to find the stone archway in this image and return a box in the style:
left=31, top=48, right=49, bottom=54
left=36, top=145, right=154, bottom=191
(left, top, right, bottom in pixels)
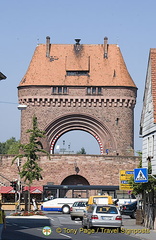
left=61, top=174, right=90, bottom=185
left=45, top=113, right=117, bottom=155
left=60, top=174, right=90, bottom=198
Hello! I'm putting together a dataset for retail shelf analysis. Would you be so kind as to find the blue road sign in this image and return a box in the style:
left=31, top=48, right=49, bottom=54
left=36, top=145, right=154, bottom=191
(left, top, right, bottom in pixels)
left=134, top=168, right=148, bottom=183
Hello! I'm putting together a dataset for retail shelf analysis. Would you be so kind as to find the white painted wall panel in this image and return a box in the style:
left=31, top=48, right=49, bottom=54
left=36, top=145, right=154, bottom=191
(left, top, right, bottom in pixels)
left=141, top=59, right=156, bottom=174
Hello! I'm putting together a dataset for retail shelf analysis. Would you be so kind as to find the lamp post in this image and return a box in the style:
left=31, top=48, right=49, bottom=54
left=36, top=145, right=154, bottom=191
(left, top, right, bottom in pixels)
left=17, top=104, right=27, bottom=211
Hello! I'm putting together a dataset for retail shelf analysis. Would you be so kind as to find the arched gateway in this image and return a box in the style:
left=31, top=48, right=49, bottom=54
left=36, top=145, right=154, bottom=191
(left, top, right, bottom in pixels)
left=61, top=175, right=90, bottom=185
left=17, top=36, right=138, bottom=187
left=45, top=113, right=116, bottom=154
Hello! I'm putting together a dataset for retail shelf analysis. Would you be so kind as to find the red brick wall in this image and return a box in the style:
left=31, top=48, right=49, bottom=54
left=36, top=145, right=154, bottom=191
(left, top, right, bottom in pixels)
left=0, top=154, right=140, bottom=186
left=18, top=86, right=137, bottom=156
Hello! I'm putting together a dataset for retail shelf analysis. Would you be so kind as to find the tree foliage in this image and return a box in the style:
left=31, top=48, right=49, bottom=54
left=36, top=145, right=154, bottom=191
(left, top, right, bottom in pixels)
left=76, top=147, right=86, bottom=154
left=0, top=137, right=20, bottom=154
left=12, top=115, right=49, bottom=185
left=129, top=157, right=156, bottom=195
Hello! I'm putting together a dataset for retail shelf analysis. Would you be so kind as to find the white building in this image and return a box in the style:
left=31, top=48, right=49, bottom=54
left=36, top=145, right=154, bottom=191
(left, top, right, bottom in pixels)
left=140, top=49, right=156, bottom=175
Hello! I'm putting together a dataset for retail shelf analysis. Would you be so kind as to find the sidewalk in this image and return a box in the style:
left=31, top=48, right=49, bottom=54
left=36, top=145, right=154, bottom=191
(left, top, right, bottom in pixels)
left=122, top=216, right=156, bottom=240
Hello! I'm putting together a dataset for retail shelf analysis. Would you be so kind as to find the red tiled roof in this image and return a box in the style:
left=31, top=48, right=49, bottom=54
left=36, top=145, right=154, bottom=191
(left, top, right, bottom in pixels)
left=19, top=41, right=136, bottom=88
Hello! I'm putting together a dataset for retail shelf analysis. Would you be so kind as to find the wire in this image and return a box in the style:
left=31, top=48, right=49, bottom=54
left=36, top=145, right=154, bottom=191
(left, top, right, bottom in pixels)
left=0, top=101, right=18, bottom=105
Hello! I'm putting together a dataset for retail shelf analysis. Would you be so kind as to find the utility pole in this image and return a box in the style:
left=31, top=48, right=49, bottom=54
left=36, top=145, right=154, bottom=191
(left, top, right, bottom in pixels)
left=10, top=180, right=18, bottom=211
left=16, top=158, right=22, bottom=211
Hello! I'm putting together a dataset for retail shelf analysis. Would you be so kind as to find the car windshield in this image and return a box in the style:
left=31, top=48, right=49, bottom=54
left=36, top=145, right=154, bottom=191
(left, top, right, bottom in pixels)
left=73, top=202, right=86, bottom=207
left=96, top=206, right=118, bottom=214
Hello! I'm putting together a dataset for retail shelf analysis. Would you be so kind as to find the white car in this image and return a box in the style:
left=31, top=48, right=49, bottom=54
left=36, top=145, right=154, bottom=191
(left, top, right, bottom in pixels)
left=82, top=204, right=122, bottom=231
left=70, top=201, right=87, bottom=220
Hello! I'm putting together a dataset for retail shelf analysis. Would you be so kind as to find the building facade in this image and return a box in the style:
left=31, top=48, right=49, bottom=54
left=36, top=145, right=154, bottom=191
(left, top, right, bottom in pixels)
left=140, top=49, right=156, bottom=175
left=18, top=37, right=137, bottom=156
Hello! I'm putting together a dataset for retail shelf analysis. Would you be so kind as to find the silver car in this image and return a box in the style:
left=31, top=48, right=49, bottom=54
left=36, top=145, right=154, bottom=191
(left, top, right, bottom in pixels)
left=82, top=204, right=122, bottom=230
left=70, top=201, right=87, bottom=220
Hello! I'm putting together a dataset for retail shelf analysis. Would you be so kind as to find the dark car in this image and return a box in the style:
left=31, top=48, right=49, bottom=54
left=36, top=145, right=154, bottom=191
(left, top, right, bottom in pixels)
left=120, top=201, right=137, bottom=219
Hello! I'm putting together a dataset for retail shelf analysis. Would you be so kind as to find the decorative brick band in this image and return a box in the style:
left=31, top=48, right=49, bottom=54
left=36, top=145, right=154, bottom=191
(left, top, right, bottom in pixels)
left=94, top=135, right=104, bottom=154
left=19, top=96, right=136, bottom=108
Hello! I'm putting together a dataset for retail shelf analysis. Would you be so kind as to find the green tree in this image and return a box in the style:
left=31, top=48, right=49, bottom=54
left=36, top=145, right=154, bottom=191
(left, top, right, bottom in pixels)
left=7, top=140, right=20, bottom=154
left=0, top=137, right=19, bottom=154
left=0, top=142, right=6, bottom=154
left=129, top=157, right=156, bottom=195
left=12, top=115, right=49, bottom=211
left=76, top=147, right=86, bottom=154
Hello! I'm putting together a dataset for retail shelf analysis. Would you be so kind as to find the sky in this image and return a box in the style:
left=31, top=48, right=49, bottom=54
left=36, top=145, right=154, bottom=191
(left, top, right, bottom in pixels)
left=0, top=0, right=156, bottom=155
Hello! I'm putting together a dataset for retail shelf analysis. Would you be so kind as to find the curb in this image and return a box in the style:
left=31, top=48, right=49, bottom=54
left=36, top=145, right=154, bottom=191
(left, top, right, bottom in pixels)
left=6, top=215, right=49, bottom=219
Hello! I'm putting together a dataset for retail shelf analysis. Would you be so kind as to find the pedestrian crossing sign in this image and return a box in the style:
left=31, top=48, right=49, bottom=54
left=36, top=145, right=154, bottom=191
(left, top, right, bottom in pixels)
left=134, top=168, right=148, bottom=183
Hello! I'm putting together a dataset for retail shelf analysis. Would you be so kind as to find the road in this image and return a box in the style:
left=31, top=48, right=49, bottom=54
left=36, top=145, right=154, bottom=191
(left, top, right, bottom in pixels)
left=2, top=213, right=149, bottom=240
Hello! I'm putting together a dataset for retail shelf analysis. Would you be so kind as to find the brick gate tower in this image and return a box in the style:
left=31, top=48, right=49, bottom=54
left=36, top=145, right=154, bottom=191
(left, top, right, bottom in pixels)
left=18, top=37, right=137, bottom=156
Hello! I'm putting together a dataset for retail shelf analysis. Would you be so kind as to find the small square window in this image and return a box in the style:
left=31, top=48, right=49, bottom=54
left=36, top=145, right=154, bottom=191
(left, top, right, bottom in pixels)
left=58, top=87, right=62, bottom=94
left=92, top=87, right=96, bottom=94
left=53, top=87, right=57, bottom=94
left=98, top=87, right=102, bottom=94
left=87, top=87, right=91, bottom=94
left=63, top=87, right=67, bottom=94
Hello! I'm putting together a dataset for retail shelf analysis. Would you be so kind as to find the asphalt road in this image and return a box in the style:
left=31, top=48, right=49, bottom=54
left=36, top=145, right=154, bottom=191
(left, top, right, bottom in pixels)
left=2, top=213, right=146, bottom=240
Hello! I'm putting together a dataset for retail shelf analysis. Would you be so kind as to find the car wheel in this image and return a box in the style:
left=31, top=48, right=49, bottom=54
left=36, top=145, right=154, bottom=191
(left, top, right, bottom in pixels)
left=71, top=216, right=75, bottom=220
left=62, top=205, right=70, bottom=214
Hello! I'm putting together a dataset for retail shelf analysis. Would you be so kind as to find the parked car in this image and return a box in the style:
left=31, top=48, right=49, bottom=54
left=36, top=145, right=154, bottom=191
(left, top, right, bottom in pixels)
left=82, top=204, right=122, bottom=230
left=70, top=201, right=87, bottom=220
left=120, top=201, right=137, bottom=219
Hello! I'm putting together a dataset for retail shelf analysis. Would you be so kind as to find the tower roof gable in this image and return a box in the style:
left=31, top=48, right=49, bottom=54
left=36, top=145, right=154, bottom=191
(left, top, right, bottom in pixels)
left=19, top=39, right=136, bottom=88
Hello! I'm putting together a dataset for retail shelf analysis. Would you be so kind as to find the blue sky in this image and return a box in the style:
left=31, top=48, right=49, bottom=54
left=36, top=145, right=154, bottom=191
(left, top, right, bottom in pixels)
left=0, top=0, right=155, bottom=154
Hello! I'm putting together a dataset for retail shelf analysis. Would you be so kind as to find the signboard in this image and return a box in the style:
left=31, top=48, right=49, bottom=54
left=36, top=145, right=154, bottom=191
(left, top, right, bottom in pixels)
left=119, top=170, right=134, bottom=190
left=134, top=168, right=148, bottom=183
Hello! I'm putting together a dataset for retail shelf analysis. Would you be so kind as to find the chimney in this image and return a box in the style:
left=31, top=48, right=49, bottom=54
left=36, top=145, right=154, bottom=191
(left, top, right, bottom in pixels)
left=74, top=39, right=82, bottom=52
left=46, top=36, right=50, bottom=58
left=104, top=37, right=108, bottom=58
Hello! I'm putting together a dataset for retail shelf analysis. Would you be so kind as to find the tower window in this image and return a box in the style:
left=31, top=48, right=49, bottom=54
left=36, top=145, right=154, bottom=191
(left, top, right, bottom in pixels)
left=52, top=87, right=68, bottom=95
left=87, top=87, right=91, bottom=94
left=53, top=87, right=57, bottom=94
left=58, top=87, right=62, bottom=94
left=66, top=71, right=89, bottom=76
left=98, top=87, right=102, bottom=94
left=63, top=87, right=67, bottom=94
left=92, top=87, right=96, bottom=94
left=87, top=87, right=102, bottom=95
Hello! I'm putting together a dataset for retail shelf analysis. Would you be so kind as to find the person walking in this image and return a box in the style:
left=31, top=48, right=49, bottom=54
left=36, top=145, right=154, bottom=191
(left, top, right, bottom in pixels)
left=0, top=202, right=6, bottom=240
left=32, top=198, right=38, bottom=211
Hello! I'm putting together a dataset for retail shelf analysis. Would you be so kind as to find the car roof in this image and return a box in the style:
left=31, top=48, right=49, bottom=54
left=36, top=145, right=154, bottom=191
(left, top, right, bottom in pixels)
left=93, top=204, right=116, bottom=206
left=89, top=204, right=117, bottom=207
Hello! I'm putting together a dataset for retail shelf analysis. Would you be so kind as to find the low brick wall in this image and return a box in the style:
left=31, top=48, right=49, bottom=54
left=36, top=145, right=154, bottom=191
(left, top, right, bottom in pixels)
left=0, top=154, right=140, bottom=186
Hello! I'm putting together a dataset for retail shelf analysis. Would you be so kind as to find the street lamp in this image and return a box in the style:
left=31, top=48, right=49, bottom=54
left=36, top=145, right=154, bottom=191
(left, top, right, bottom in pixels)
left=17, top=104, right=27, bottom=211
left=17, top=104, right=27, bottom=110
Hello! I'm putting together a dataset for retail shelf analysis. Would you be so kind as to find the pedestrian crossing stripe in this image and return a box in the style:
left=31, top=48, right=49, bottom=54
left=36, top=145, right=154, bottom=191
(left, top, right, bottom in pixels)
left=136, top=170, right=147, bottom=181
